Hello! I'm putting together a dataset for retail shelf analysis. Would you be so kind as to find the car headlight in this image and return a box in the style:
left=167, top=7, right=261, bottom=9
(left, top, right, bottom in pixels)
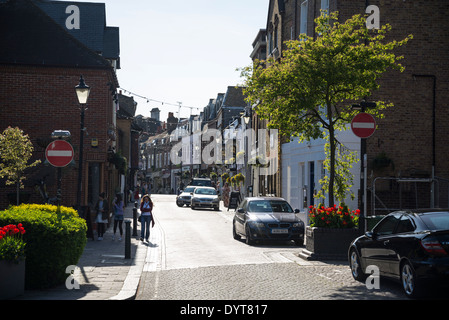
left=212, top=198, right=219, bottom=202
left=293, top=222, right=303, bottom=228
left=250, top=221, right=265, bottom=228
left=192, top=198, right=199, bottom=202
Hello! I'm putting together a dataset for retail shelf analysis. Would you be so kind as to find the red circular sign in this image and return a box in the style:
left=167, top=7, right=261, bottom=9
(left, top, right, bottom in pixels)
left=351, top=113, right=376, bottom=139
left=45, top=140, right=74, bottom=167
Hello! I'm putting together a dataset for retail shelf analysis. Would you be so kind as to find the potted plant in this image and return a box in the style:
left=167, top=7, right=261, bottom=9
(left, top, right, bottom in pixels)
left=299, top=204, right=361, bottom=261
left=0, top=223, right=26, bottom=299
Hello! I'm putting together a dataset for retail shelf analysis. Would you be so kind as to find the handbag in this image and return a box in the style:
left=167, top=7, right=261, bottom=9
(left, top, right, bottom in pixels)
left=138, top=215, right=141, bottom=222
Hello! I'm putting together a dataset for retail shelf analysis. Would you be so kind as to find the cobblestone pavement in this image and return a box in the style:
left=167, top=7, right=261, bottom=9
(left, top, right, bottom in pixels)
left=137, top=260, right=405, bottom=300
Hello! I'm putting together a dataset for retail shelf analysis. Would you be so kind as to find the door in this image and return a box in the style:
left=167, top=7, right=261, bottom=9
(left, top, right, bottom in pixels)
left=361, top=214, right=401, bottom=276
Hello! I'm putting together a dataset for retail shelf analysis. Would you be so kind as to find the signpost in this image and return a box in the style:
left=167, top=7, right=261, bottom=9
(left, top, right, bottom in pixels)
left=46, top=136, right=74, bottom=212
left=351, top=111, right=376, bottom=234
left=45, top=140, right=74, bottom=168
left=351, top=113, right=376, bottom=139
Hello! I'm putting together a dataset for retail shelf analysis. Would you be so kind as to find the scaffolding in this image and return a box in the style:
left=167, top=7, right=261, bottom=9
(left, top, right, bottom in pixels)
left=370, top=177, right=448, bottom=215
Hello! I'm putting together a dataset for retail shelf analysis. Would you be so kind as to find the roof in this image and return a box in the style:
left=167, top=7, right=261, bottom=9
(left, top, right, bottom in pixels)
left=33, top=0, right=120, bottom=63
left=222, top=86, right=248, bottom=108
left=0, top=0, right=113, bottom=69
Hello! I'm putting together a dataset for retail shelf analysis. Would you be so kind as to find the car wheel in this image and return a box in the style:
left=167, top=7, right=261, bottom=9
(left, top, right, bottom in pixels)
left=294, top=237, right=304, bottom=246
left=349, top=248, right=367, bottom=282
left=191, top=205, right=196, bottom=210
left=401, top=261, right=423, bottom=298
left=176, top=201, right=183, bottom=207
left=233, top=221, right=241, bottom=240
left=245, top=226, right=254, bottom=245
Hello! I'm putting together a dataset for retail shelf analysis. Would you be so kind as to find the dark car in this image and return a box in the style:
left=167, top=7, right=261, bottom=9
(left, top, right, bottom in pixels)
left=233, top=197, right=304, bottom=246
left=176, top=186, right=196, bottom=207
left=348, top=210, right=449, bottom=298
left=189, top=178, right=212, bottom=187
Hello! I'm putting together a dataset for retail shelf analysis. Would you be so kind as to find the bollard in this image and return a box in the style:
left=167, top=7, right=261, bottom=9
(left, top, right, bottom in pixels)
left=132, top=202, right=138, bottom=237
left=125, top=220, right=131, bottom=259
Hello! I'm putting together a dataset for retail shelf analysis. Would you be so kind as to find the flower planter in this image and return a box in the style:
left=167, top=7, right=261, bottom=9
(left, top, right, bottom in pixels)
left=299, top=226, right=360, bottom=261
left=0, top=259, right=25, bottom=300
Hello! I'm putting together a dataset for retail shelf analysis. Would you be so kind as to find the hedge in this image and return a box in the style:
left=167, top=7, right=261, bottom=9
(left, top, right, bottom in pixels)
left=0, top=204, right=87, bottom=289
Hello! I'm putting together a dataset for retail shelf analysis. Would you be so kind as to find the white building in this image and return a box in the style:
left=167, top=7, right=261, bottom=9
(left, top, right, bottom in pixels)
left=281, top=126, right=361, bottom=216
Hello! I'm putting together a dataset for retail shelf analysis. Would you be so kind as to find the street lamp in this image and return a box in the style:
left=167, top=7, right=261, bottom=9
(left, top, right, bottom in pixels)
left=75, top=76, right=90, bottom=211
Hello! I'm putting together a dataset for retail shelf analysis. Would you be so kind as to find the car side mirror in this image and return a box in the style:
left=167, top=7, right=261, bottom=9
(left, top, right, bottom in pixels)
left=365, top=231, right=376, bottom=239
left=294, top=209, right=300, bottom=214
left=237, top=208, right=244, bottom=214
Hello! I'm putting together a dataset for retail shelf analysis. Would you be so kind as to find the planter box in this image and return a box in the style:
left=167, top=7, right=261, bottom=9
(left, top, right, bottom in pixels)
left=299, top=226, right=360, bottom=261
left=0, top=259, right=25, bottom=300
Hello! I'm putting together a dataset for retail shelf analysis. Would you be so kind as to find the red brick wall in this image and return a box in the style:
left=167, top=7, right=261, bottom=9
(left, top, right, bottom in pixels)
left=0, top=64, right=117, bottom=209
left=336, top=0, right=449, bottom=210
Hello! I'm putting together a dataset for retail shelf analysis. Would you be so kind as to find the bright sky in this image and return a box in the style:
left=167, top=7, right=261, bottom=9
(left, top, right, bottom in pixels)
left=75, top=0, right=270, bottom=121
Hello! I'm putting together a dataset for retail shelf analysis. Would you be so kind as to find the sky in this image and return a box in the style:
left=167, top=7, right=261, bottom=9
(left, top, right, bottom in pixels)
left=75, top=0, right=270, bottom=121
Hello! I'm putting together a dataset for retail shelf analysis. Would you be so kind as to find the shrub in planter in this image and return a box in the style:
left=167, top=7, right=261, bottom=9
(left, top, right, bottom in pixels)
left=0, top=204, right=87, bottom=289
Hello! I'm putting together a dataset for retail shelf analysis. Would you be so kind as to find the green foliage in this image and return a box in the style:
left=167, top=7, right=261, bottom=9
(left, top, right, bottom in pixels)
left=241, top=11, right=412, bottom=205
left=0, top=127, right=41, bottom=188
left=0, top=204, right=87, bottom=289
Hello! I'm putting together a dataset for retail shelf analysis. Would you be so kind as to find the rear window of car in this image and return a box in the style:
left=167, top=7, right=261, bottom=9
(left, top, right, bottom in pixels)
left=194, top=188, right=217, bottom=195
left=420, top=212, right=449, bottom=230
left=184, top=187, right=195, bottom=193
left=190, top=179, right=212, bottom=187
left=247, top=200, right=293, bottom=213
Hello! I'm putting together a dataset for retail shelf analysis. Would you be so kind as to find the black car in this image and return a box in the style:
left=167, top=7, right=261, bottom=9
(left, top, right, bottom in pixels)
left=348, top=210, right=449, bottom=298
left=233, top=197, right=304, bottom=246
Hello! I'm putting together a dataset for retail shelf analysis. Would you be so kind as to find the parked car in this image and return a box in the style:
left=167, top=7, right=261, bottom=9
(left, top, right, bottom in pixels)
left=348, top=210, right=449, bottom=298
left=233, top=197, right=304, bottom=246
left=189, top=178, right=212, bottom=187
left=190, top=187, right=219, bottom=211
left=176, top=186, right=196, bottom=207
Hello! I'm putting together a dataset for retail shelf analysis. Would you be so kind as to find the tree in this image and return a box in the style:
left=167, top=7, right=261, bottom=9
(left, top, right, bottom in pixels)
left=0, top=127, right=41, bottom=205
left=241, top=11, right=412, bottom=206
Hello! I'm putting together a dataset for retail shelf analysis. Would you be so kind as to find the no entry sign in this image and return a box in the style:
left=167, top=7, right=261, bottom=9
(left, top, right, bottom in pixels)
left=45, top=140, right=74, bottom=168
left=351, top=113, right=376, bottom=139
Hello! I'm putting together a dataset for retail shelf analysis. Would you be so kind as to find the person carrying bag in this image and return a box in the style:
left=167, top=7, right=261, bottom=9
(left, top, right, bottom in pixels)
left=140, top=194, right=155, bottom=243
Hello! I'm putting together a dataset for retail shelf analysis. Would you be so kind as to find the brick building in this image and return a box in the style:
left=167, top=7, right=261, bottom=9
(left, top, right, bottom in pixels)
left=0, top=0, right=120, bottom=210
left=260, top=0, right=449, bottom=213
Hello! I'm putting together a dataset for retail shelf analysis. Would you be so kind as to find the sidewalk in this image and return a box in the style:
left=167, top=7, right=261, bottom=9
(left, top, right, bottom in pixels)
left=18, top=203, right=147, bottom=300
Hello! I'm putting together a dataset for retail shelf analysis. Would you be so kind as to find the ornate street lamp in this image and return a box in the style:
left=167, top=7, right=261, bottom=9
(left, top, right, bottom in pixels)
left=75, top=76, right=90, bottom=212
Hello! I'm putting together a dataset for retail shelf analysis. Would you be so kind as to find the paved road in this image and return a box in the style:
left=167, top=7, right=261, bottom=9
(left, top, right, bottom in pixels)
left=136, top=195, right=410, bottom=301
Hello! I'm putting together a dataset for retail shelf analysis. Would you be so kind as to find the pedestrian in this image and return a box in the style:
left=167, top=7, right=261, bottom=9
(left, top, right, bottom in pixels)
left=112, top=193, right=124, bottom=241
left=222, top=182, right=230, bottom=208
left=134, top=185, right=140, bottom=202
left=140, top=194, right=155, bottom=243
left=95, top=192, right=109, bottom=241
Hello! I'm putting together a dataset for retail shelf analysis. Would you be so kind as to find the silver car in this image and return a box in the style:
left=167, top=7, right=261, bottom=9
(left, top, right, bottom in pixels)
left=176, top=186, right=196, bottom=207
left=191, top=187, right=220, bottom=211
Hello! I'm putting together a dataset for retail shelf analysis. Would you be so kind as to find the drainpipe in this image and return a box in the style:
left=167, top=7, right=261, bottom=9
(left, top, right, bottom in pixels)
left=412, top=74, right=436, bottom=208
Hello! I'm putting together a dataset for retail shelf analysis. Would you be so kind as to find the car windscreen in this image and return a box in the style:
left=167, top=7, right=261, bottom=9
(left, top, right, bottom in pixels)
left=247, top=200, right=293, bottom=213
left=184, top=187, right=196, bottom=193
left=194, top=188, right=217, bottom=195
left=420, top=212, right=449, bottom=230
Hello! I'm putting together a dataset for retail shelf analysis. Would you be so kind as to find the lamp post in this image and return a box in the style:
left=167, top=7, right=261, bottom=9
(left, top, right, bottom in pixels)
left=75, top=76, right=90, bottom=211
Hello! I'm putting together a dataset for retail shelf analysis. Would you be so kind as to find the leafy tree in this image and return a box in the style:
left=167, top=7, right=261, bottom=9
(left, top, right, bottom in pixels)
left=241, top=11, right=412, bottom=206
left=0, top=127, right=41, bottom=205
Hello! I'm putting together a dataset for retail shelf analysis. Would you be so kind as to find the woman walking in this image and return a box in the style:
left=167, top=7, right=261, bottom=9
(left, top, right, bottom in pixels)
left=140, top=194, right=155, bottom=243
left=112, top=193, right=124, bottom=241
left=95, top=192, right=109, bottom=241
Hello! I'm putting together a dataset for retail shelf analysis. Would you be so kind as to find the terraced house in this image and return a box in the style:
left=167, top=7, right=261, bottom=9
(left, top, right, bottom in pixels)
left=253, top=0, right=449, bottom=217
left=0, top=0, right=126, bottom=213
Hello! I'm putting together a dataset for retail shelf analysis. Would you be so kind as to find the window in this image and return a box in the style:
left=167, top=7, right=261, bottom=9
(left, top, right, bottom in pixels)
left=300, top=1, right=308, bottom=35
left=321, top=0, right=329, bottom=14
left=396, top=215, right=416, bottom=234
left=374, top=215, right=400, bottom=236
